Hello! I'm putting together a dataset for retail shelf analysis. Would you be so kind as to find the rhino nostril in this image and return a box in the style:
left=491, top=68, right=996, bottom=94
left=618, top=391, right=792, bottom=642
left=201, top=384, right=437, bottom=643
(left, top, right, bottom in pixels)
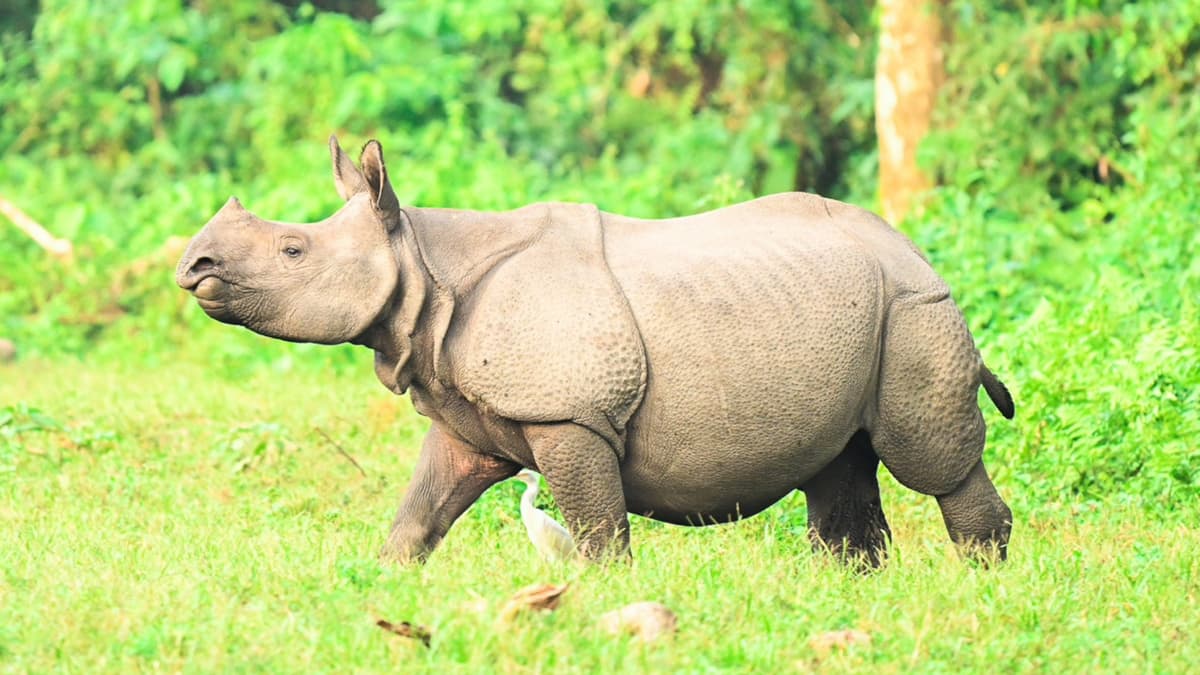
left=190, top=256, right=217, bottom=275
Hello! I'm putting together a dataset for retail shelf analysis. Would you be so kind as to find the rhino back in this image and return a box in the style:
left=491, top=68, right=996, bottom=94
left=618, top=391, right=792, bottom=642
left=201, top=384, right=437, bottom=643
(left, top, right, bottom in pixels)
left=601, top=193, right=929, bottom=520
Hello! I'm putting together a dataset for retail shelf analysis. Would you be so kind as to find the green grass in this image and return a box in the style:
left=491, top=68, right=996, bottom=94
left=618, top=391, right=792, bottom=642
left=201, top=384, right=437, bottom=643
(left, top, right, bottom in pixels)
left=2, top=357, right=1197, bottom=672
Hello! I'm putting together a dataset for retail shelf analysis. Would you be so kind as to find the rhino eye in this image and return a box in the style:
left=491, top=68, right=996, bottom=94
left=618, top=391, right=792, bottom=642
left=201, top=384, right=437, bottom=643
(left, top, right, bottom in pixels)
left=284, top=246, right=303, bottom=258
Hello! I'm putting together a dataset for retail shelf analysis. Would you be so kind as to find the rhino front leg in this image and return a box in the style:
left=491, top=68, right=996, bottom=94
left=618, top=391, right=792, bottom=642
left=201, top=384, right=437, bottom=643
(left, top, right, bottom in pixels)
left=381, top=425, right=519, bottom=563
left=523, top=422, right=629, bottom=560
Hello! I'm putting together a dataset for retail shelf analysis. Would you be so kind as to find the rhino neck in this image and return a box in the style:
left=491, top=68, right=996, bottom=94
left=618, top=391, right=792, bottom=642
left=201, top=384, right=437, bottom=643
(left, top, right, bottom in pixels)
left=353, top=213, right=441, bottom=395
left=355, top=204, right=550, bottom=396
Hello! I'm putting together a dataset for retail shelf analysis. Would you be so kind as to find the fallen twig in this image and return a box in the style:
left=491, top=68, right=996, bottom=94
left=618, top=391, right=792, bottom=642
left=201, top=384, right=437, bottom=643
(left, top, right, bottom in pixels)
left=314, top=427, right=367, bottom=478
left=0, top=194, right=73, bottom=260
left=374, top=618, right=431, bottom=647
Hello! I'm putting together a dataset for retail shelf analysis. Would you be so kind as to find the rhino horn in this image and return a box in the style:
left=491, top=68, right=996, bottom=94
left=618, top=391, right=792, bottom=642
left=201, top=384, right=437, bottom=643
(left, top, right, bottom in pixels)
left=214, top=195, right=250, bottom=220
left=175, top=197, right=254, bottom=289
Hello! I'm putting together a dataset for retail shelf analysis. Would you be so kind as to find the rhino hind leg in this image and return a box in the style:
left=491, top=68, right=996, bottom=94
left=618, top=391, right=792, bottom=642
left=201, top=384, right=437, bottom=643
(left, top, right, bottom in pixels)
left=935, top=459, right=1012, bottom=563
left=802, top=430, right=892, bottom=568
left=871, top=295, right=1013, bottom=562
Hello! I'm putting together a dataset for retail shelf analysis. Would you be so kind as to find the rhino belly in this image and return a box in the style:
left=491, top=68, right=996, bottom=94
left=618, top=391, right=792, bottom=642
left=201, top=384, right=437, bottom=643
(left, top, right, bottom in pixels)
left=608, top=236, right=882, bottom=524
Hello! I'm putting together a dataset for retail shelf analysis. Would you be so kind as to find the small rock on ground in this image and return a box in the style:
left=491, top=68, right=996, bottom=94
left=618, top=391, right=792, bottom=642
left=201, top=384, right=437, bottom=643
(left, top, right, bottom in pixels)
left=599, top=601, right=678, bottom=642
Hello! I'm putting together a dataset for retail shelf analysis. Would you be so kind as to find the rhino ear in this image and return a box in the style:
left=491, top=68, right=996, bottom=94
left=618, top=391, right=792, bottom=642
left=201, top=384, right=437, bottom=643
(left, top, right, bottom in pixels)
left=330, top=135, right=368, bottom=201
left=359, top=140, right=401, bottom=231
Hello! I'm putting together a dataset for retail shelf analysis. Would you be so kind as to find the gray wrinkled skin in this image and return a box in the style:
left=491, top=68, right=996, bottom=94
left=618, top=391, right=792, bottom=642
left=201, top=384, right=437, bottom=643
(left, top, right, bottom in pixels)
left=177, top=137, right=1016, bottom=566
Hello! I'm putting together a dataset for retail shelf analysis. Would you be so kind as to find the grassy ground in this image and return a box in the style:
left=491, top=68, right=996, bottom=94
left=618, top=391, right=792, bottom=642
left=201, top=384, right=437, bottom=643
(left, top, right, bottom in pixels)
left=1, top=357, right=1197, bottom=673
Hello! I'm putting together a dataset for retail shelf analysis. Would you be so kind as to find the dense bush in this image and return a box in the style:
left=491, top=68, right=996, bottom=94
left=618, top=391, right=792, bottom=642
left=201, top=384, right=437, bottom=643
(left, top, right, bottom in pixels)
left=1, top=1, right=1197, bottom=505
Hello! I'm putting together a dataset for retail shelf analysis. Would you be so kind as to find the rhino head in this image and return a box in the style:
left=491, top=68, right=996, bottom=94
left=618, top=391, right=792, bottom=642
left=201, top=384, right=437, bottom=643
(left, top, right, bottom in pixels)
left=176, top=137, right=403, bottom=344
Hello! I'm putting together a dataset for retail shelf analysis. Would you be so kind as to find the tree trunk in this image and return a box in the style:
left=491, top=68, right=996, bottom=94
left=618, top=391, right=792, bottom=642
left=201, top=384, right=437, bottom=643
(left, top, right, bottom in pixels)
left=875, top=0, right=945, bottom=224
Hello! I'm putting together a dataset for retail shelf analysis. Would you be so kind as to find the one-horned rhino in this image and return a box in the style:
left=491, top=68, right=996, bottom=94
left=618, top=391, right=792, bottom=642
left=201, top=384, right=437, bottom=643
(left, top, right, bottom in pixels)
left=176, top=137, right=1015, bottom=566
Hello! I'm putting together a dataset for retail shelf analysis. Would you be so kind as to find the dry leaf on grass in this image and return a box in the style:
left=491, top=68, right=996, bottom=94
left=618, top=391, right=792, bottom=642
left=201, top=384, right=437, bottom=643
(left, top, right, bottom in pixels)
left=375, top=618, right=432, bottom=647
left=808, top=629, right=871, bottom=657
left=599, top=601, right=678, bottom=642
left=497, top=582, right=569, bottom=623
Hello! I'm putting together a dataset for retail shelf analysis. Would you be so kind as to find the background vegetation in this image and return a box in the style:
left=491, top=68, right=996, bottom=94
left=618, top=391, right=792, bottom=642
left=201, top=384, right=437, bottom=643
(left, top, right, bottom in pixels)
left=1, top=0, right=1198, bottom=671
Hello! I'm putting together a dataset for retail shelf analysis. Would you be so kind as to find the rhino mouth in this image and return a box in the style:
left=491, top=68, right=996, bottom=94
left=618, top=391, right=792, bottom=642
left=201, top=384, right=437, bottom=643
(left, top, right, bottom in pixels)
left=188, top=276, right=241, bottom=323
left=192, top=275, right=226, bottom=300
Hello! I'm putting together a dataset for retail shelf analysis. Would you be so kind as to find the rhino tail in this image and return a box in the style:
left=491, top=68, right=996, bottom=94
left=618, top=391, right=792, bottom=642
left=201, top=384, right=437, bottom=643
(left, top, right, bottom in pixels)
left=980, top=363, right=1015, bottom=420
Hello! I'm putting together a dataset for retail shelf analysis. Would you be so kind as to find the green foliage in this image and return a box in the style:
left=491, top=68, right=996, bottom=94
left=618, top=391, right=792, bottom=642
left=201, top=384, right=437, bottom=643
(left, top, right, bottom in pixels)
left=1, top=0, right=1190, bottom=348
left=0, top=402, right=118, bottom=471
left=921, top=1, right=1198, bottom=507
left=212, top=422, right=297, bottom=473
left=927, top=0, right=1200, bottom=210
left=2, top=4, right=1198, bottom=670
left=0, top=1, right=879, bottom=366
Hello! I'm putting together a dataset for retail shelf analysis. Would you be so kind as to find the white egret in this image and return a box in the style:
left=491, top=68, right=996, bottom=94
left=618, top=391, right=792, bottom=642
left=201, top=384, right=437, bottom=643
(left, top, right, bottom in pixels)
left=514, top=469, right=577, bottom=562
